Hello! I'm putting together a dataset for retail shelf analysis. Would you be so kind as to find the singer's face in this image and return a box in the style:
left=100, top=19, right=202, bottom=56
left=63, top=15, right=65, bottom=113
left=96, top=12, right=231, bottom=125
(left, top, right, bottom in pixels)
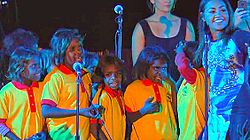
left=147, top=58, right=168, bottom=83
left=151, top=0, right=175, bottom=13
left=21, top=56, right=41, bottom=84
left=103, top=64, right=122, bottom=90
left=64, top=39, right=83, bottom=70
left=203, top=0, right=229, bottom=32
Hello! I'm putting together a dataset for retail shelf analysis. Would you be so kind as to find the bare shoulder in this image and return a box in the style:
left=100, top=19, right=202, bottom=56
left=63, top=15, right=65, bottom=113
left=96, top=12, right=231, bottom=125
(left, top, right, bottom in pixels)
left=183, top=18, right=195, bottom=41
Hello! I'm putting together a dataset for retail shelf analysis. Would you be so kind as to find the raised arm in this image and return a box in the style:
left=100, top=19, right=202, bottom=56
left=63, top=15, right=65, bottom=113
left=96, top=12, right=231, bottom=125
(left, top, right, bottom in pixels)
left=175, top=42, right=197, bottom=84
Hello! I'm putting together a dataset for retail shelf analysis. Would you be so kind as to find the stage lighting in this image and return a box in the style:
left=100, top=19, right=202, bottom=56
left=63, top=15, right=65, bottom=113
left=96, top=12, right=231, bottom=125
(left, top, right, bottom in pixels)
left=0, top=0, right=8, bottom=9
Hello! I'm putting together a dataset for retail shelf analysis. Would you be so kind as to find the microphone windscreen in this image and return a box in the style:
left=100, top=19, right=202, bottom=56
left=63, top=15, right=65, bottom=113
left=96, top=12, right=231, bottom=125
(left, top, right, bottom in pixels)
left=114, top=5, right=123, bottom=14
left=73, top=62, right=82, bottom=72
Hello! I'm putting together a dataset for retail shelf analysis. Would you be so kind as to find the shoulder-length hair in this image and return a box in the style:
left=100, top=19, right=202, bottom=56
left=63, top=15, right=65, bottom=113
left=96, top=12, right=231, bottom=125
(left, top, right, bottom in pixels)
left=7, top=46, right=40, bottom=82
left=193, top=0, right=235, bottom=67
left=133, top=46, right=169, bottom=80
left=50, top=28, right=84, bottom=66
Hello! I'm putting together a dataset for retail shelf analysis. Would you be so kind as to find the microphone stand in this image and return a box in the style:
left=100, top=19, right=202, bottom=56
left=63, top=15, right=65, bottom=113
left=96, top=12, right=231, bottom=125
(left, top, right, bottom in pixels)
left=203, top=34, right=210, bottom=140
left=79, top=77, right=113, bottom=140
left=75, top=74, right=82, bottom=140
left=115, top=13, right=123, bottom=59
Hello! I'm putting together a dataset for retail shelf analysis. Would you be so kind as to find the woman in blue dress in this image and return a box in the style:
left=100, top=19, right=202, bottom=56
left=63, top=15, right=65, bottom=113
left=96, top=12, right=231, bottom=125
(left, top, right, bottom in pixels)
left=194, top=0, right=250, bottom=139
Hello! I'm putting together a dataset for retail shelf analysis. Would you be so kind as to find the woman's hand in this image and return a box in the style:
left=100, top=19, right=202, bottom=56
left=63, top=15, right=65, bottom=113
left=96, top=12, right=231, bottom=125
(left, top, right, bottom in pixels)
left=234, top=8, right=249, bottom=28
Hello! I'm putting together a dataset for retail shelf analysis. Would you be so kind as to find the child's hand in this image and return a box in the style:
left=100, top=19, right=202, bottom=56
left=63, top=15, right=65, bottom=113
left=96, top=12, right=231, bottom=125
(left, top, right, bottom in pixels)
left=140, top=97, right=160, bottom=115
left=175, top=41, right=185, bottom=54
left=79, top=106, right=99, bottom=118
left=25, top=131, right=46, bottom=140
left=80, top=104, right=103, bottom=119
left=90, top=104, right=104, bottom=119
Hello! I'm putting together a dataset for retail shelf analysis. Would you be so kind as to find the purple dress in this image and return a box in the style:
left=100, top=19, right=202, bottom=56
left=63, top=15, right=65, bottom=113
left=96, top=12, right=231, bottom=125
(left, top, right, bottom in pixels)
left=139, top=18, right=188, bottom=82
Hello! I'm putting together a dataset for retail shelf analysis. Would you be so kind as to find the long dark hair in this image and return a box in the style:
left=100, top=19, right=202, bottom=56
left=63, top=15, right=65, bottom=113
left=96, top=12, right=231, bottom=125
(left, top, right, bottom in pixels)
left=193, top=0, right=235, bottom=67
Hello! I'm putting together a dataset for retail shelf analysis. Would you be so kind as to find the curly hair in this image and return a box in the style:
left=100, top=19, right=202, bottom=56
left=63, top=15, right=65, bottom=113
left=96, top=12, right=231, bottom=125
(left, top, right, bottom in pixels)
left=98, top=54, right=127, bottom=85
left=7, top=46, right=40, bottom=82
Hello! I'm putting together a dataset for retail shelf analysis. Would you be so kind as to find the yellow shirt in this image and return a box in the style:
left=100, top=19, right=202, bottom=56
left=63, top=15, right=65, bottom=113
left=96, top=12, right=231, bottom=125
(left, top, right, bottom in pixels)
left=41, top=65, right=92, bottom=140
left=177, top=69, right=206, bottom=140
left=0, top=82, right=44, bottom=140
left=91, top=85, right=126, bottom=140
left=124, top=79, right=177, bottom=140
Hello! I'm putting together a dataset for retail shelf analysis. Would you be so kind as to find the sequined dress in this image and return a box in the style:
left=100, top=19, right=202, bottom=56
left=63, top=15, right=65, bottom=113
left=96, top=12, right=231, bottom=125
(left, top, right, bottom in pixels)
left=203, top=39, right=244, bottom=140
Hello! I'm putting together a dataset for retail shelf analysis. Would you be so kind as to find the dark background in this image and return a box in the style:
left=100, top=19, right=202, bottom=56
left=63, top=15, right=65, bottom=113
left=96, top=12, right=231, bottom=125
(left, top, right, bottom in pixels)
left=0, top=0, right=237, bottom=52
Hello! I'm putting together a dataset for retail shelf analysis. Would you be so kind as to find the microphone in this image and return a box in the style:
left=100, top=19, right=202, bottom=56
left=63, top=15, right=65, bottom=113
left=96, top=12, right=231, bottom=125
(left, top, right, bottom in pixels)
left=73, top=62, right=83, bottom=76
left=114, top=5, right=123, bottom=15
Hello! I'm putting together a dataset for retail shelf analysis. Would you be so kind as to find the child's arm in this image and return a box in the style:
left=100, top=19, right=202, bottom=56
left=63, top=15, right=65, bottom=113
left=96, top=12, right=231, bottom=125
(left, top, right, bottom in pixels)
left=42, top=104, right=99, bottom=118
left=126, top=97, right=159, bottom=123
left=0, top=123, right=20, bottom=140
left=5, top=132, right=20, bottom=140
left=175, top=53, right=197, bottom=84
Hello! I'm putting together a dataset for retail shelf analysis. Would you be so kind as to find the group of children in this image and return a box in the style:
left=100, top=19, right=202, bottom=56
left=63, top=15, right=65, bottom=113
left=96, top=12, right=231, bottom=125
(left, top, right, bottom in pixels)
left=0, top=26, right=182, bottom=140
left=0, top=0, right=250, bottom=140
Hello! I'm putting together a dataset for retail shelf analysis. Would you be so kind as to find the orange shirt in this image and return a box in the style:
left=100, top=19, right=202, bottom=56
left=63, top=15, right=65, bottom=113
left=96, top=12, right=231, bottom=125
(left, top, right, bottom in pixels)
left=91, top=85, right=126, bottom=140
left=124, top=80, right=177, bottom=140
left=41, top=64, right=92, bottom=140
left=0, top=82, right=44, bottom=140
left=177, top=69, right=206, bottom=140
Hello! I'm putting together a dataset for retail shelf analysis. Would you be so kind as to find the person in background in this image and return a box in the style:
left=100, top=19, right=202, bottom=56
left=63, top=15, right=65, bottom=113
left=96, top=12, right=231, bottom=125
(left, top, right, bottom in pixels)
left=83, top=51, right=99, bottom=76
left=82, top=51, right=101, bottom=99
left=194, top=0, right=250, bottom=139
left=90, top=54, right=126, bottom=140
left=124, top=46, right=177, bottom=140
left=131, top=0, right=195, bottom=88
left=41, top=28, right=100, bottom=140
left=0, top=47, right=46, bottom=140
left=175, top=41, right=206, bottom=140
left=0, top=28, right=39, bottom=89
left=39, top=49, right=55, bottom=82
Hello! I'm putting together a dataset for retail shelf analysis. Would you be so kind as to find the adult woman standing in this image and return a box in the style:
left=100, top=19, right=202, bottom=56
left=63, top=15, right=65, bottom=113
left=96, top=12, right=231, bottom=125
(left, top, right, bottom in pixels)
left=194, top=0, right=250, bottom=139
left=131, top=0, right=195, bottom=85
